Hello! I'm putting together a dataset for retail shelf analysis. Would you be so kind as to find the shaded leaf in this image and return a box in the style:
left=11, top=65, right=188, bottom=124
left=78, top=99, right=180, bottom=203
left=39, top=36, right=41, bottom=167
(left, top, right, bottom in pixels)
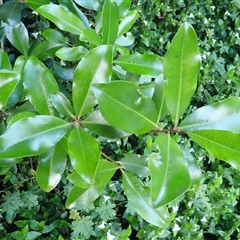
left=42, top=28, right=68, bottom=44
left=68, top=128, right=100, bottom=184
left=80, top=29, right=103, bottom=46
left=55, top=46, right=88, bottom=61
left=74, top=0, right=100, bottom=11
left=92, top=81, right=158, bottom=134
left=149, top=133, right=190, bottom=207
left=164, top=22, right=201, bottom=125
left=189, top=130, right=240, bottom=171
left=67, top=171, right=90, bottom=188
left=179, top=97, right=240, bottom=133
left=73, top=45, right=112, bottom=117
left=0, top=1, right=21, bottom=25
left=26, top=0, right=50, bottom=10
left=122, top=171, right=169, bottom=228
left=114, top=53, right=163, bottom=77
left=0, top=116, right=69, bottom=158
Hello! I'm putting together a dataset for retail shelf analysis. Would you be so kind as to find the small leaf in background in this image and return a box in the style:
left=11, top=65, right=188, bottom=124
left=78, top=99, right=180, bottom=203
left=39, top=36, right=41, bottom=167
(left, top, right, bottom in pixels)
left=114, top=53, right=163, bottom=77
left=73, top=45, right=112, bottom=117
left=179, top=96, right=240, bottom=133
left=92, top=81, right=158, bottom=134
left=0, top=116, right=69, bottom=158
left=66, top=185, right=105, bottom=210
left=74, top=0, right=100, bottom=11
left=0, top=51, right=12, bottom=70
left=42, top=28, right=68, bottom=45
left=189, top=130, right=240, bottom=171
left=164, top=22, right=201, bottom=125
left=36, top=4, right=85, bottom=35
left=84, top=110, right=129, bottom=139
left=118, top=10, right=138, bottom=36
left=80, top=29, right=103, bottom=46
left=0, top=70, right=20, bottom=110
left=122, top=171, right=170, bottom=228
left=36, top=143, right=67, bottom=192
left=5, top=22, right=29, bottom=55
left=102, top=0, right=119, bottom=44
left=55, top=46, right=88, bottom=61
left=149, top=133, right=190, bottom=208
left=0, top=1, right=21, bottom=26
left=22, top=56, right=59, bottom=115
left=51, top=92, right=75, bottom=118
left=119, top=154, right=150, bottom=177
left=68, top=128, right=100, bottom=184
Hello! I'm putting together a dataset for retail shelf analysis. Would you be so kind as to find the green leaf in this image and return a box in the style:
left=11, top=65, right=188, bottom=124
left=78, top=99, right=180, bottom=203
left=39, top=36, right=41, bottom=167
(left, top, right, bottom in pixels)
left=80, top=29, right=103, bottom=46
left=55, top=46, right=88, bottom=61
left=152, top=74, right=168, bottom=121
left=0, top=1, right=21, bottom=25
left=122, top=171, right=169, bottom=228
left=116, top=0, right=131, bottom=17
left=66, top=185, right=105, bottom=210
left=189, top=130, right=240, bottom=171
left=179, top=97, right=240, bottom=133
left=51, top=92, right=75, bottom=118
left=96, top=202, right=116, bottom=221
left=67, top=171, right=91, bottom=188
left=149, top=133, right=190, bottom=207
left=115, top=32, right=134, bottom=46
left=73, top=45, right=112, bottom=117
left=114, top=53, right=163, bottom=77
left=118, top=10, right=138, bottom=36
left=0, top=115, right=69, bottom=158
left=5, top=22, right=29, bottom=55
left=74, top=0, right=100, bottom=11
left=93, top=160, right=118, bottom=186
left=68, top=128, right=100, bottom=184
left=42, top=28, right=68, bottom=45
left=58, top=0, right=89, bottom=28
left=36, top=4, right=85, bottom=35
left=119, top=154, right=150, bottom=177
left=92, top=81, right=158, bottom=134
left=8, top=112, right=38, bottom=127
left=0, top=70, right=20, bottom=110
left=22, top=56, right=59, bottom=115
left=26, top=0, right=50, bottom=10
left=84, top=110, right=129, bottom=139
left=164, top=22, right=201, bottom=125
left=36, top=143, right=66, bottom=192
left=0, top=51, right=11, bottom=70
left=102, top=0, right=119, bottom=44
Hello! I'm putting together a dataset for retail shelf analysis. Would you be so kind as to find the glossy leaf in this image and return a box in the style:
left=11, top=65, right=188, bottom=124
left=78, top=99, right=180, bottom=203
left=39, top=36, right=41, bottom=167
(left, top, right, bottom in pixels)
left=36, top=143, right=66, bottom=192
left=115, top=33, right=134, bottom=46
left=189, top=130, right=240, bottom=171
left=0, top=70, right=20, bottom=110
left=179, top=97, right=240, bottom=133
left=8, top=112, right=38, bottom=127
left=22, top=56, right=59, bottom=115
left=149, top=133, right=190, bottom=207
left=51, top=92, right=75, bottom=118
left=36, top=4, right=85, bottom=35
left=80, top=29, right=103, bottom=46
left=118, top=10, right=138, bottom=36
left=0, top=1, right=21, bottom=25
left=164, top=22, right=201, bottom=125
left=0, top=51, right=11, bottom=70
left=116, top=0, right=131, bottom=17
left=122, top=171, right=169, bottom=228
left=152, top=74, right=168, bottom=121
left=102, top=0, right=119, bottom=44
left=53, top=62, right=74, bottom=81
left=26, top=0, right=50, bottom=10
left=73, top=45, right=112, bottom=117
left=5, top=22, right=29, bottom=55
left=58, top=0, right=89, bottom=27
left=55, top=46, right=88, bottom=61
left=74, top=0, right=100, bottom=11
left=66, top=185, right=105, bottom=210
left=0, top=116, right=69, bottom=159
left=114, top=53, right=163, bottom=77
left=42, top=28, right=68, bottom=45
left=119, top=154, right=150, bottom=177
left=92, top=81, right=158, bottom=134
left=84, top=110, right=128, bottom=139
left=68, top=128, right=100, bottom=184
left=67, top=171, right=91, bottom=188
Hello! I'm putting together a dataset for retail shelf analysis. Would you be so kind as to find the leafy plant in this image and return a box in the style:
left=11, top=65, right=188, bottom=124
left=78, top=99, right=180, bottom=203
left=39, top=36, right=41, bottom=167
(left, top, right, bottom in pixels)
left=1, top=0, right=240, bottom=239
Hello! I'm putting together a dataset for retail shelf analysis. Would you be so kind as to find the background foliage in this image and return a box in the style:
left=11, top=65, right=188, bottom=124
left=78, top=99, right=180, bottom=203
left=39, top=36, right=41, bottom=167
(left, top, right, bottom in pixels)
left=0, top=0, right=240, bottom=239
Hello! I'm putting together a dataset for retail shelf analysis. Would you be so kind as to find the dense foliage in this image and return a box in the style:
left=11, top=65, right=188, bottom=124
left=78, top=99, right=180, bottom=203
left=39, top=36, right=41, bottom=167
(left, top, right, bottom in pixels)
left=0, top=1, right=240, bottom=239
